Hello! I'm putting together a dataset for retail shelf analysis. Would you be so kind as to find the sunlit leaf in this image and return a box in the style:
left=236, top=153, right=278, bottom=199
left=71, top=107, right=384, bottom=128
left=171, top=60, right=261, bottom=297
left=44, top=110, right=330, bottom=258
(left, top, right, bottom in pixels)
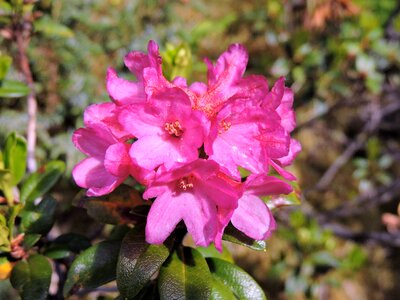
left=4, top=132, right=27, bottom=186
left=206, top=257, right=266, bottom=300
left=222, top=224, right=267, bottom=251
left=158, top=247, right=213, bottom=300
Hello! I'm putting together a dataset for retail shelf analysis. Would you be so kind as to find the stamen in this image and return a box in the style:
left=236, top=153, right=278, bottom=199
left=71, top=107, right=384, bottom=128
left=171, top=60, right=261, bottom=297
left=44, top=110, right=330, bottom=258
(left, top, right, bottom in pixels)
left=164, top=120, right=184, bottom=137
left=178, top=177, right=194, bottom=191
left=218, top=120, right=231, bottom=134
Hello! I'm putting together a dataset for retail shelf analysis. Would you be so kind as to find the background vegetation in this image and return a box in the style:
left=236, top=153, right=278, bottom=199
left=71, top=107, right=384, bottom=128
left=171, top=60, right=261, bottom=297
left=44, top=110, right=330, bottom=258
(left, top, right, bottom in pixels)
left=1, top=0, right=400, bottom=299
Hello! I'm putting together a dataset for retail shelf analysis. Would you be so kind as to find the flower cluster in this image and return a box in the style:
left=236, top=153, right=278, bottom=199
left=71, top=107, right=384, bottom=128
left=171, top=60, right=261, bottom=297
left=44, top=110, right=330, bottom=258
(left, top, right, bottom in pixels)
left=72, top=41, right=301, bottom=250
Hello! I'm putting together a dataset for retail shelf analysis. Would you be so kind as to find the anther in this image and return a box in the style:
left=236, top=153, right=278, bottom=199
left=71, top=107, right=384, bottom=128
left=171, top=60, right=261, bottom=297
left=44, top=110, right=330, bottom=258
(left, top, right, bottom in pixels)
left=164, top=120, right=184, bottom=137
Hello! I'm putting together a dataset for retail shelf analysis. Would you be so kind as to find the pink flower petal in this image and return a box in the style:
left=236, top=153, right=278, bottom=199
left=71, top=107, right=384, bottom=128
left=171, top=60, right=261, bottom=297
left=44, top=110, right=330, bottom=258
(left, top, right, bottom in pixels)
left=72, top=157, right=123, bottom=196
left=72, top=126, right=115, bottom=158
left=106, top=68, right=145, bottom=105
left=104, top=142, right=131, bottom=177
left=231, top=194, right=276, bottom=240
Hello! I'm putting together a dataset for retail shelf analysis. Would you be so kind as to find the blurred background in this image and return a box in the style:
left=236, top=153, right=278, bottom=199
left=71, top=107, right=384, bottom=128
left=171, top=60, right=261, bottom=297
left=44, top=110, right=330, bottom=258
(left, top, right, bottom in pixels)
left=1, top=0, right=400, bottom=299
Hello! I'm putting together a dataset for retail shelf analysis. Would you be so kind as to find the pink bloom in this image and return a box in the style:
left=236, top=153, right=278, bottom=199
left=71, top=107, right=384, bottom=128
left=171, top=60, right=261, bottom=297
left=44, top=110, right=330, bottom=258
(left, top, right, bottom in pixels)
left=184, top=44, right=269, bottom=118
left=119, top=87, right=206, bottom=170
left=231, top=174, right=292, bottom=240
left=72, top=123, right=131, bottom=196
left=143, top=160, right=243, bottom=249
left=106, top=40, right=169, bottom=105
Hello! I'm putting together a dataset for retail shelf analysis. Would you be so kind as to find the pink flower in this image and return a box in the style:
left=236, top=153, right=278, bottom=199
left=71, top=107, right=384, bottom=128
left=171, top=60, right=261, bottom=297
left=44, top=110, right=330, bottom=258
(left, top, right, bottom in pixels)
left=231, top=174, right=292, bottom=240
left=106, top=40, right=169, bottom=105
left=119, top=87, right=205, bottom=170
left=72, top=123, right=131, bottom=196
left=143, top=160, right=242, bottom=249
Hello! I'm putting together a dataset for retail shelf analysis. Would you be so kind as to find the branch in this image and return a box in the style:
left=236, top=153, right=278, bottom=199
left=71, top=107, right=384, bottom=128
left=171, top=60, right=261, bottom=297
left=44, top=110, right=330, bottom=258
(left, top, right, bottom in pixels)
left=14, top=18, right=37, bottom=172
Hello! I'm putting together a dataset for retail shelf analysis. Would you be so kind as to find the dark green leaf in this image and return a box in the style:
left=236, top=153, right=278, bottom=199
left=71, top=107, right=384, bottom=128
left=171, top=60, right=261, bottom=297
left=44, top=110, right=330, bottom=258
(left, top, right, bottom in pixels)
left=0, top=80, right=30, bottom=98
left=63, top=240, right=121, bottom=297
left=158, top=247, right=213, bottom=300
left=117, top=225, right=170, bottom=298
left=78, top=185, right=150, bottom=225
left=222, top=224, right=267, bottom=251
left=206, top=257, right=266, bottom=300
left=10, top=254, right=52, bottom=300
left=20, top=196, right=57, bottom=234
left=20, top=160, right=65, bottom=205
left=52, top=233, right=91, bottom=253
left=4, top=132, right=27, bottom=186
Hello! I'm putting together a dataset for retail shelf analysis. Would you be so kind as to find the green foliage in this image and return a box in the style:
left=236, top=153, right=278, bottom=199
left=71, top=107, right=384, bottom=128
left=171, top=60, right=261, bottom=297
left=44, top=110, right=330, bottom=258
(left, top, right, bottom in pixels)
left=63, top=240, right=122, bottom=297
left=10, top=254, right=52, bottom=300
left=117, top=225, right=170, bottom=298
left=158, top=247, right=212, bottom=300
left=207, top=257, right=266, bottom=300
left=222, top=224, right=267, bottom=251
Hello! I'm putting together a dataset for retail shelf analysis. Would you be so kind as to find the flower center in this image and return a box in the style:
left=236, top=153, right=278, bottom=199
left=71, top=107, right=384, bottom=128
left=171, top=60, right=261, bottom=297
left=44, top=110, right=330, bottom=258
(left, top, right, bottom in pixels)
left=164, top=120, right=184, bottom=137
left=218, top=120, right=231, bottom=134
left=178, top=176, right=194, bottom=191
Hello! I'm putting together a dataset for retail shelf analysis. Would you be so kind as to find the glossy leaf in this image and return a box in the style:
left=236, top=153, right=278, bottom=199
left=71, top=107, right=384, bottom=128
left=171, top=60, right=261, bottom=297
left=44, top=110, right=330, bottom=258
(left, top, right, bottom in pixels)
left=4, top=132, right=27, bottom=186
left=20, top=196, right=57, bottom=234
left=206, top=257, right=266, bottom=300
left=197, top=244, right=234, bottom=263
left=10, top=254, right=52, bottom=300
left=20, top=160, right=65, bottom=206
left=44, top=233, right=91, bottom=259
left=63, top=240, right=121, bottom=297
left=0, top=80, right=30, bottom=98
left=117, top=225, right=170, bottom=298
left=22, top=234, right=41, bottom=250
left=79, top=185, right=150, bottom=225
left=158, top=247, right=213, bottom=300
left=222, top=224, right=267, bottom=251
left=210, top=277, right=236, bottom=300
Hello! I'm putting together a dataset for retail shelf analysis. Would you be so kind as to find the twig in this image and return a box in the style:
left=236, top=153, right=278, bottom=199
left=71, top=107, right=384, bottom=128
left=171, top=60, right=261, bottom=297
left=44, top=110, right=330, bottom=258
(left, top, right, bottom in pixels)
left=14, top=15, right=37, bottom=172
left=315, top=100, right=400, bottom=191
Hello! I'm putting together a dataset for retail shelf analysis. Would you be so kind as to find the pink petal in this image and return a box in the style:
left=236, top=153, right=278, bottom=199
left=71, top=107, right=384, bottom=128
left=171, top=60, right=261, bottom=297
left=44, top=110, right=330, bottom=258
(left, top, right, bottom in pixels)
left=72, top=157, right=123, bottom=196
left=246, top=174, right=293, bottom=196
left=106, top=68, right=145, bottom=105
left=83, top=102, right=116, bottom=127
left=277, top=139, right=301, bottom=166
left=277, top=87, right=296, bottom=132
left=72, top=126, right=115, bottom=158
left=269, top=160, right=297, bottom=181
left=118, top=104, right=163, bottom=138
left=231, top=194, right=276, bottom=240
left=104, top=143, right=131, bottom=177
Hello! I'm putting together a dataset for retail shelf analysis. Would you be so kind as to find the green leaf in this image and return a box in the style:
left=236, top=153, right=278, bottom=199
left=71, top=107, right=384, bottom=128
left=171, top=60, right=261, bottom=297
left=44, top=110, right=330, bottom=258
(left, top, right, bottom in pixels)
left=222, top=224, right=267, bottom=251
left=158, top=247, right=213, bottom=300
left=10, top=254, right=52, bottom=300
left=117, top=225, right=170, bottom=298
left=0, top=54, right=12, bottom=81
left=196, top=244, right=234, bottom=263
left=44, top=233, right=91, bottom=259
left=4, top=132, right=27, bottom=186
left=78, top=185, right=150, bottom=225
left=63, top=240, right=121, bottom=297
left=206, top=257, right=266, bottom=300
left=210, top=277, right=236, bottom=300
left=22, top=233, right=41, bottom=250
left=0, top=80, right=30, bottom=98
left=20, top=196, right=57, bottom=234
left=34, top=16, right=74, bottom=39
left=20, top=160, right=65, bottom=205
left=0, top=169, right=13, bottom=205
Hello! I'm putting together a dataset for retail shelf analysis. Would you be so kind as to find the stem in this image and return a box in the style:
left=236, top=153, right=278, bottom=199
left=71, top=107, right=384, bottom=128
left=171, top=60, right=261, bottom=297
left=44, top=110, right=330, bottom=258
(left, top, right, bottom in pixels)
left=15, top=22, right=37, bottom=173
